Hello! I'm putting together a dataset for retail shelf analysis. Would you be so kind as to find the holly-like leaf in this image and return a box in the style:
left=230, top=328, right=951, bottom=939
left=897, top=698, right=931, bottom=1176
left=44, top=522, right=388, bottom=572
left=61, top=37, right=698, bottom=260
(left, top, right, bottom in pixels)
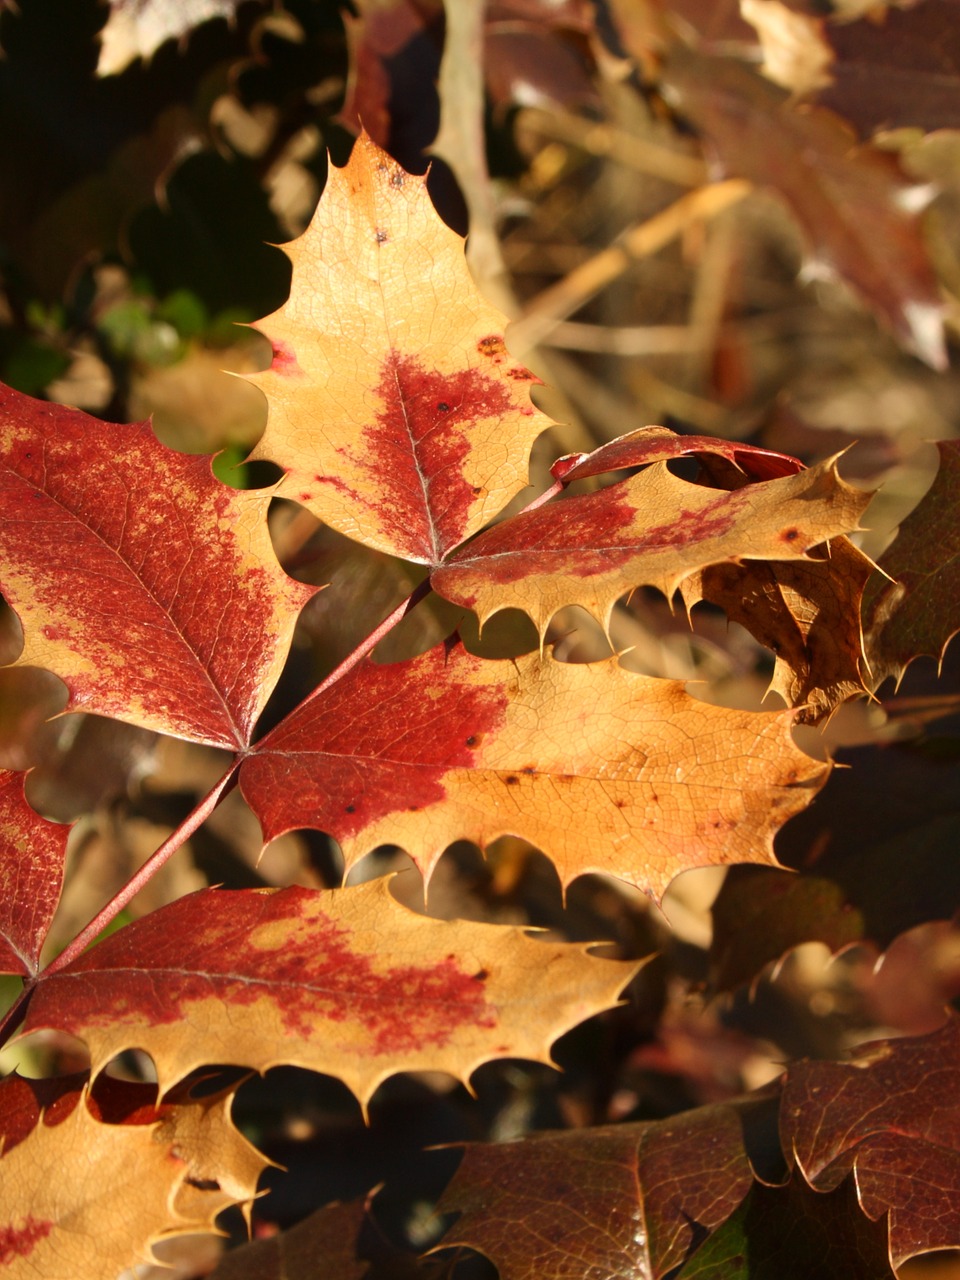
left=782, top=1019, right=960, bottom=1267
left=248, top=133, right=553, bottom=565
left=0, top=1073, right=211, bottom=1280
left=20, top=878, right=639, bottom=1107
left=663, top=46, right=946, bottom=368
left=863, top=439, right=960, bottom=688
left=0, top=770, right=70, bottom=975
left=552, top=425, right=803, bottom=485
left=96, top=0, right=260, bottom=76
left=432, top=458, right=868, bottom=641
left=436, top=1103, right=756, bottom=1279
left=207, top=1199, right=371, bottom=1280
left=0, top=383, right=314, bottom=749
left=673, top=1177, right=895, bottom=1280
left=241, top=640, right=824, bottom=900
left=685, top=536, right=874, bottom=723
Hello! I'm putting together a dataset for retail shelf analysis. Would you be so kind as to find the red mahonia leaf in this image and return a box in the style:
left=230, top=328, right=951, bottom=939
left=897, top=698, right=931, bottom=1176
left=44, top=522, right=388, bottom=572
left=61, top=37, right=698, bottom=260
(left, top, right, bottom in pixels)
left=0, top=383, right=314, bottom=749
left=240, top=639, right=823, bottom=901
left=0, top=770, right=69, bottom=975
left=248, top=133, right=552, bottom=565
left=437, top=1102, right=759, bottom=1279
left=782, top=1018, right=960, bottom=1267
left=20, top=878, right=638, bottom=1107
left=432, top=457, right=867, bottom=640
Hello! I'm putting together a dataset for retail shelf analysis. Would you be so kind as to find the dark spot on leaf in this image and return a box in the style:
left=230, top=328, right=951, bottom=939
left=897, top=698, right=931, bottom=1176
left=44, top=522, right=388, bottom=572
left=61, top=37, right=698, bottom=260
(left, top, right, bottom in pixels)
left=391, top=171, right=405, bottom=187
left=473, top=968, right=489, bottom=981
left=477, top=334, right=506, bottom=359
left=437, top=402, right=450, bottom=413
left=375, top=228, right=389, bottom=244
left=522, top=766, right=535, bottom=776
left=780, top=526, right=801, bottom=542
left=466, top=735, right=477, bottom=747
left=507, top=366, right=535, bottom=381
left=345, top=804, right=356, bottom=814
left=505, top=775, right=520, bottom=785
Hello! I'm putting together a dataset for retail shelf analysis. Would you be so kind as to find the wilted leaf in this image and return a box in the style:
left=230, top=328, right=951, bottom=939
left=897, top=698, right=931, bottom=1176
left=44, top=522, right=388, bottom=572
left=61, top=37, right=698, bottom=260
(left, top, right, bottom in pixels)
left=437, top=1103, right=756, bottom=1279
left=432, top=458, right=868, bottom=640
left=20, top=878, right=638, bottom=1108
left=248, top=133, right=552, bottom=564
left=673, top=1176, right=895, bottom=1280
left=663, top=46, right=946, bottom=367
left=686, top=536, right=874, bottom=723
left=0, top=1073, right=202, bottom=1280
left=863, top=439, right=960, bottom=688
left=240, top=640, right=824, bottom=900
left=0, top=770, right=70, bottom=975
left=0, top=382, right=314, bottom=749
left=782, top=1019, right=960, bottom=1266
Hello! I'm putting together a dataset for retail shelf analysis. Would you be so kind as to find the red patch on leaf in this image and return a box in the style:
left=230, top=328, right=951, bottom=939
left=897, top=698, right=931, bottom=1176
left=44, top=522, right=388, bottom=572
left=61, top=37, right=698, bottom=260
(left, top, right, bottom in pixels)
left=271, top=340, right=302, bottom=376
left=241, top=640, right=509, bottom=843
left=0, top=1215, right=52, bottom=1264
left=45, top=887, right=495, bottom=1054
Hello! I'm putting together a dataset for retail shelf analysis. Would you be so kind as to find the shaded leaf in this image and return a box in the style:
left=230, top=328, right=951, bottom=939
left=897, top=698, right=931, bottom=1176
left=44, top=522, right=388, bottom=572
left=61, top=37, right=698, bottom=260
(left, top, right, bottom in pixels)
left=863, top=439, right=960, bottom=688
left=21, top=878, right=639, bottom=1108
left=685, top=536, right=874, bottom=723
left=437, top=1103, right=756, bottom=1279
left=711, top=735, right=960, bottom=990
left=240, top=640, right=824, bottom=901
left=432, top=458, right=868, bottom=641
left=0, top=1074, right=207, bottom=1280
left=0, top=382, right=314, bottom=749
left=674, top=1176, right=894, bottom=1280
left=249, top=133, right=552, bottom=565
left=782, top=1019, right=960, bottom=1267
left=819, top=0, right=960, bottom=136
left=207, top=1198, right=370, bottom=1280
left=0, top=770, right=70, bottom=975
left=663, top=46, right=946, bottom=367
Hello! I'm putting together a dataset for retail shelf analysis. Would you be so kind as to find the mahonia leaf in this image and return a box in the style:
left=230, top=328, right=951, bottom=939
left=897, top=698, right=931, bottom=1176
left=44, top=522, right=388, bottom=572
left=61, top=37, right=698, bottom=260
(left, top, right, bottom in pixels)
left=207, top=1199, right=370, bottom=1280
left=240, top=640, right=824, bottom=901
left=673, top=1177, right=895, bottom=1280
left=247, top=132, right=553, bottom=565
left=551, top=425, right=803, bottom=485
left=863, top=439, right=960, bottom=688
left=782, top=1018, right=960, bottom=1268
left=432, top=458, right=868, bottom=642
left=684, top=536, right=875, bottom=723
left=663, top=46, right=946, bottom=368
left=20, top=878, right=639, bottom=1108
left=0, top=383, right=314, bottom=749
left=0, top=770, right=70, bottom=976
left=0, top=1072, right=235, bottom=1280
left=436, top=1102, right=757, bottom=1279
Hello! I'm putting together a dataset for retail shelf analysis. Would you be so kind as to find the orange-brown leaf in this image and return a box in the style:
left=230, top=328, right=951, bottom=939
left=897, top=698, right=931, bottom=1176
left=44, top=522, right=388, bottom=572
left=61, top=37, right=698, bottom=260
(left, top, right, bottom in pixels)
left=241, top=641, right=825, bottom=900
left=21, top=879, right=638, bottom=1108
left=248, top=133, right=552, bottom=564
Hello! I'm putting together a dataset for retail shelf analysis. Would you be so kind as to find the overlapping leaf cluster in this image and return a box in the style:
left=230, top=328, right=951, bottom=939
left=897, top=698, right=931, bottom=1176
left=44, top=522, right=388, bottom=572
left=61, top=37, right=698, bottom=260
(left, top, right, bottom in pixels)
left=1, top=3, right=960, bottom=1276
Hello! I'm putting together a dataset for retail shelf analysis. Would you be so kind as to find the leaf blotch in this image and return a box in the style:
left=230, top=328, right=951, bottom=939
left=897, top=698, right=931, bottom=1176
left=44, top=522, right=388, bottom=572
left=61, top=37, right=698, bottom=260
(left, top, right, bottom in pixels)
left=0, top=1214, right=53, bottom=1262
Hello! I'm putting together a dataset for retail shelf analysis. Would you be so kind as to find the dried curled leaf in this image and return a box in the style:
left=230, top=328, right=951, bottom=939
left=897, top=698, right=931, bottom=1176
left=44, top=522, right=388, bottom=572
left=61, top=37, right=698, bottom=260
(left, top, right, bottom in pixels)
left=0, top=770, right=70, bottom=976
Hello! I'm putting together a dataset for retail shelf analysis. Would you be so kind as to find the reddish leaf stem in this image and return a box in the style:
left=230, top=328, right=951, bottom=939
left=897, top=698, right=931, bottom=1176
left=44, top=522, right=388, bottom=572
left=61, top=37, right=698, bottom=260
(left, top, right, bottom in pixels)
left=44, top=766, right=240, bottom=979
